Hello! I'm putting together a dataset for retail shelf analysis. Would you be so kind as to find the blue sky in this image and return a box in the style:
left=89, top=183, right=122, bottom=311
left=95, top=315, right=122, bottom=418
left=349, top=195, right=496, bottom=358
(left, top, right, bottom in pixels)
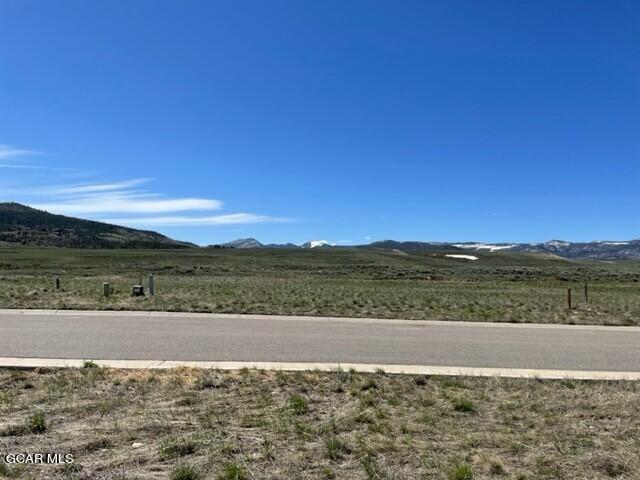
left=1, top=1, right=638, bottom=246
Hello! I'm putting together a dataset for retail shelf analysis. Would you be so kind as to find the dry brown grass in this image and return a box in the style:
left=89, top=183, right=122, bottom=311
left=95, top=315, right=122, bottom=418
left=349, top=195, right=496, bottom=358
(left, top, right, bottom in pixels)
left=0, top=367, right=638, bottom=479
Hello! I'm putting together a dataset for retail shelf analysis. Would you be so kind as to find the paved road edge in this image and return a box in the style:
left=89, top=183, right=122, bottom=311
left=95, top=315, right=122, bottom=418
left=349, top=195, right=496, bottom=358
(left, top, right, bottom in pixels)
left=1, top=357, right=638, bottom=380
left=1, top=308, right=638, bottom=331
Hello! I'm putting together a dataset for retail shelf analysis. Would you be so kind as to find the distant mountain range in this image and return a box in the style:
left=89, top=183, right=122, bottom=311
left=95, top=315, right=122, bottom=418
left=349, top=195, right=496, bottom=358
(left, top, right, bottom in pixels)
left=0, top=203, right=194, bottom=248
left=2, top=203, right=639, bottom=259
left=220, top=238, right=263, bottom=249
left=451, top=240, right=640, bottom=260
left=216, top=237, right=640, bottom=260
left=213, top=238, right=299, bottom=249
left=213, top=238, right=334, bottom=249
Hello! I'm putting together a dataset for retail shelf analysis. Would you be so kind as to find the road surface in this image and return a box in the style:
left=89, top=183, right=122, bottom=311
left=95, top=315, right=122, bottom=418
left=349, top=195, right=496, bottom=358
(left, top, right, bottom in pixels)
left=0, top=310, right=639, bottom=377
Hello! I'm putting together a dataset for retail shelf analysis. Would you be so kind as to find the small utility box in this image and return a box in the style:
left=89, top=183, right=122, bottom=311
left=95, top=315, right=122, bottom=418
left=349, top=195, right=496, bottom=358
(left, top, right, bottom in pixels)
left=131, top=285, right=145, bottom=297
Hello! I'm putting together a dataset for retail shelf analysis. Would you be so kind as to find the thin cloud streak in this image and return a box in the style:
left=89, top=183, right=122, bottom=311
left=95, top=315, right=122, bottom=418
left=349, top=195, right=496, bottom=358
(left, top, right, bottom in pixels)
left=41, top=178, right=152, bottom=195
left=0, top=144, right=72, bottom=171
left=32, top=196, right=222, bottom=215
left=29, top=178, right=223, bottom=214
left=0, top=144, right=40, bottom=159
left=0, top=164, right=43, bottom=169
left=0, top=164, right=72, bottom=171
left=104, top=213, right=290, bottom=227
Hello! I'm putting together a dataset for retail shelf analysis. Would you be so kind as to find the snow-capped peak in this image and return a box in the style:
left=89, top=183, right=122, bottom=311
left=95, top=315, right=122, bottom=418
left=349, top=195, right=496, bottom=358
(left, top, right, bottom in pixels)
left=301, top=240, right=334, bottom=248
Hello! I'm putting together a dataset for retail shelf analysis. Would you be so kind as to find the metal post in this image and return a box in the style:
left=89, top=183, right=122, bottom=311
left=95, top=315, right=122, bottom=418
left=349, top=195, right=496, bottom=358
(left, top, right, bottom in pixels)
left=567, top=288, right=572, bottom=310
left=148, top=274, right=155, bottom=296
left=103, top=282, right=110, bottom=298
left=584, top=283, right=588, bottom=303
left=55, top=277, right=60, bottom=290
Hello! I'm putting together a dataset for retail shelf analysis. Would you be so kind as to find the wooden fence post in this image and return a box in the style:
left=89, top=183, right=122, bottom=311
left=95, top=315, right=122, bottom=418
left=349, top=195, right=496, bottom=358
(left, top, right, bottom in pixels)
left=584, top=283, right=588, bottom=303
left=148, top=274, right=155, bottom=296
left=567, top=288, right=572, bottom=309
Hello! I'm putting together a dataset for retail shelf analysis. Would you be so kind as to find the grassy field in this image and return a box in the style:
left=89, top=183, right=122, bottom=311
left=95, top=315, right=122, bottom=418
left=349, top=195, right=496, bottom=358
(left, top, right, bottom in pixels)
left=0, top=366, right=638, bottom=480
left=1, top=247, right=639, bottom=325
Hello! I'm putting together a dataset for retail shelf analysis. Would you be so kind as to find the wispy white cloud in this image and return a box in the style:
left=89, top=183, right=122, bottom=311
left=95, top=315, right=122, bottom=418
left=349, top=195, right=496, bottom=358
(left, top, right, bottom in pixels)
left=41, top=178, right=152, bottom=195
left=0, top=164, right=73, bottom=171
left=4, top=144, right=290, bottom=229
left=0, top=164, right=42, bottom=169
left=25, top=178, right=221, bottom=214
left=103, top=213, right=289, bottom=227
left=32, top=195, right=222, bottom=215
left=0, top=144, right=71, bottom=171
left=19, top=178, right=288, bottom=226
left=0, top=144, right=40, bottom=160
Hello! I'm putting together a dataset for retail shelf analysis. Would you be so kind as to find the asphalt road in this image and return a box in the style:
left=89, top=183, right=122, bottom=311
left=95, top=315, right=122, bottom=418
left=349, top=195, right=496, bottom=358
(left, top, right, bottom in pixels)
left=1, top=310, right=639, bottom=372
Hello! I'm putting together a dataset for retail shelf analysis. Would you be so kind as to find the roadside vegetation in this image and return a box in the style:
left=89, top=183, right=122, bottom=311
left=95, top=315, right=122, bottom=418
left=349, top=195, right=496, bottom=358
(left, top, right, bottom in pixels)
left=1, top=247, right=639, bottom=325
left=0, top=367, right=638, bottom=479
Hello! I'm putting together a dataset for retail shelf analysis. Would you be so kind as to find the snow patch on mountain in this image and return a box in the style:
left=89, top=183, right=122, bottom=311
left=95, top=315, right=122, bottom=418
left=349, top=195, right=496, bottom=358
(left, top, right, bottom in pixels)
left=453, top=243, right=515, bottom=252
left=446, top=254, right=479, bottom=261
left=301, top=240, right=335, bottom=248
left=545, top=240, right=571, bottom=248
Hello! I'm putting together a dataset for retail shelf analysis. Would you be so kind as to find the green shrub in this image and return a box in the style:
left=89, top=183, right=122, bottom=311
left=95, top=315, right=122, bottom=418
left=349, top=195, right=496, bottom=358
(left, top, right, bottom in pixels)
left=218, top=463, right=247, bottom=480
left=360, top=377, right=378, bottom=391
left=322, top=466, right=336, bottom=479
left=82, top=360, right=99, bottom=369
left=359, top=393, right=377, bottom=408
left=361, top=455, right=386, bottom=480
left=324, top=435, right=350, bottom=460
left=159, top=436, right=198, bottom=459
left=448, top=462, right=474, bottom=480
left=288, top=394, right=309, bottom=415
left=414, top=375, right=427, bottom=386
left=489, top=460, right=506, bottom=475
left=452, top=397, right=476, bottom=413
left=170, top=464, right=203, bottom=480
left=27, top=412, right=47, bottom=434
